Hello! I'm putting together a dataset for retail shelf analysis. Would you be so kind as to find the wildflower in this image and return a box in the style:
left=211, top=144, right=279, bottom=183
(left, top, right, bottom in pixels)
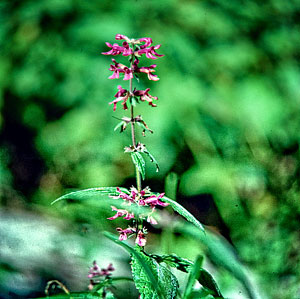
left=108, top=206, right=134, bottom=221
left=116, top=227, right=136, bottom=241
left=135, top=230, right=147, bottom=247
left=138, top=37, right=153, bottom=48
left=132, top=59, right=159, bottom=81
left=88, top=261, right=115, bottom=290
left=144, top=193, right=169, bottom=207
left=109, top=59, right=133, bottom=80
left=136, top=44, right=164, bottom=59
left=133, top=88, right=158, bottom=107
left=147, top=214, right=158, bottom=225
left=109, top=85, right=129, bottom=111
left=115, top=34, right=131, bottom=42
left=88, top=261, right=114, bottom=278
left=110, top=187, right=135, bottom=202
left=102, top=42, right=126, bottom=56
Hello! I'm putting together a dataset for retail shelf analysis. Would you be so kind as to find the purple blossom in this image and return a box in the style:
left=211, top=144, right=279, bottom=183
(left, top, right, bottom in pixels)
left=109, top=85, right=129, bottom=111
left=88, top=261, right=114, bottom=278
left=88, top=261, right=115, bottom=290
left=109, top=59, right=133, bottom=80
left=135, top=230, right=147, bottom=247
left=144, top=193, right=169, bottom=208
left=138, top=37, right=153, bottom=48
left=133, top=88, right=158, bottom=107
left=116, top=227, right=136, bottom=241
left=132, top=59, right=160, bottom=81
left=107, top=206, right=134, bottom=221
left=136, top=44, right=164, bottom=59
left=147, top=215, right=158, bottom=225
left=102, top=42, right=125, bottom=56
left=115, top=34, right=131, bottom=42
left=110, top=187, right=135, bottom=202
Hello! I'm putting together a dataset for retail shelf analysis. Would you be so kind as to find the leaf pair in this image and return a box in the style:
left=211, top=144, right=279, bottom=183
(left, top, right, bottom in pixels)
left=105, top=232, right=178, bottom=299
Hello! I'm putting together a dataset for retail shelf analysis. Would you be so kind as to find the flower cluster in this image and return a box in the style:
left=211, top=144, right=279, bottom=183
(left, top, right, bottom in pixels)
left=109, top=85, right=158, bottom=111
left=102, top=34, right=163, bottom=111
left=88, top=261, right=114, bottom=290
left=107, top=187, right=168, bottom=247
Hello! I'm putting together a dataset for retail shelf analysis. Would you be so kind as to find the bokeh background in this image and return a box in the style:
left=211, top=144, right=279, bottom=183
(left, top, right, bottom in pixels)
left=1, top=0, right=300, bottom=298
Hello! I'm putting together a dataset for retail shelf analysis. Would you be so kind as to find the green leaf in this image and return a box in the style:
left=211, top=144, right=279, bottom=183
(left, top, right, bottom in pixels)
left=104, top=232, right=164, bottom=299
left=156, top=263, right=179, bottom=299
left=183, top=255, right=204, bottom=299
left=158, top=195, right=205, bottom=233
left=150, top=253, right=194, bottom=273
left=114, top=120, right=125, bottom=132
left=104, top=232, right=178, bottom=299
left=51, top=187, right=130, bottom=205
left=152, top=253, right=222, bottom=298
left=141, top=147, right=160, bottom=172
left=131, top=152, right=146, bottom=180
left=197, top=268, right=223, bottom=298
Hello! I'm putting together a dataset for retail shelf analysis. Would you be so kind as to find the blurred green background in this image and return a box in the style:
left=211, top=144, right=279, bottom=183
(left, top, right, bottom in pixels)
left=1, top=0, right=300, bottom=298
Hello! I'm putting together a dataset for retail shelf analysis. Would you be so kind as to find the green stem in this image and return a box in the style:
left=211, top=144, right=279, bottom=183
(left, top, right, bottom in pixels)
left=129, top=53, right=142, bottom=192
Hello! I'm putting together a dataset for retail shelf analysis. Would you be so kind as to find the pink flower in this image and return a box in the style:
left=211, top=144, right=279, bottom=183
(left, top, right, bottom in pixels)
left=109, top=85, right=129, bottom=111
left=147, top=215, right=158, bottom=225
left=144, top=193, right=169, bottom=207
left=88, top=261, right=114, bottom=278
left=116, top=227, right=136, bottom=241
left=136, top=44, right=164, bottom=60
left=109, top=59, right=133, bottom=80
left=121, top=41, right=133, bottom=56
left=133, top=88, right=158, bottom=107
left=102, top=42, right=125, bottom=56
left=135, top=230, right=147, bottom=247
left=138, top=37, right=153, bottom=48
left=132, top=59, right=159, bottom=81
left=110, top=187, right=135, bottom=202
left=107, top=206, right=134, bottom=221
left=115, top=34, right=131, bottom=42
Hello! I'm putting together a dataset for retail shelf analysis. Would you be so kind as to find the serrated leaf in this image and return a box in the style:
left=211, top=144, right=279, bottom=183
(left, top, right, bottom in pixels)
left=156, top=263, right=179, bottom=299
left=150, top=253, right=194, bottom=273
left=104, top=232, right=165, bottom=299
left=51, top=187, right=130, bottom=205
left=131, top=152, right=146, bottom=180
left=141, top=148, right=160, bottom=172
left=131, top=248, right=178, bottom=299
left=157, top=195, right=205, bottom=233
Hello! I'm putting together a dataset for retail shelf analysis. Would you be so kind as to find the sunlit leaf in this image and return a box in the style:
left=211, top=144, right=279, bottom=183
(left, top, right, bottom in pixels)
left=51, top=187, right=130, bottom=205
